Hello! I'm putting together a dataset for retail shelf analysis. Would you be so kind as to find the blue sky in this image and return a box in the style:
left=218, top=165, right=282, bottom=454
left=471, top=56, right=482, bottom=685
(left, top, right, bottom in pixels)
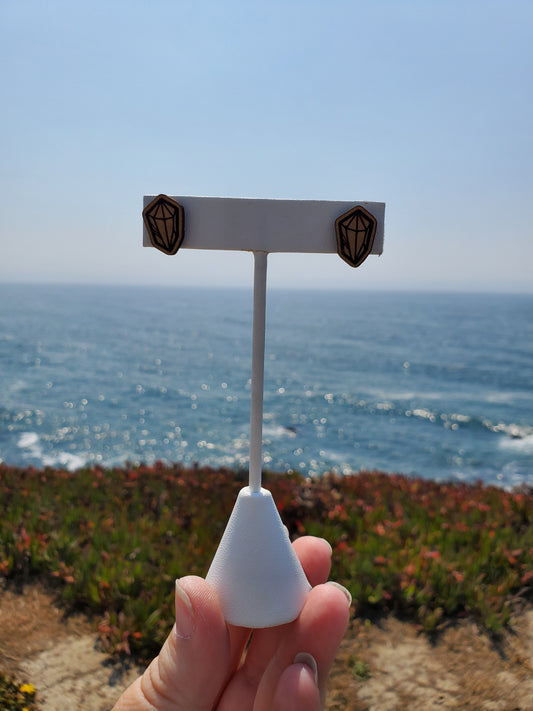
left=1, top=0, right=532, bottom=292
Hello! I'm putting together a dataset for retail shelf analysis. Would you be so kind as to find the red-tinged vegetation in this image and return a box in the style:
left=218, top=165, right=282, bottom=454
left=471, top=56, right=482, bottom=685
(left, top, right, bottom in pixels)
left=0, top=463, right=532, bottom=661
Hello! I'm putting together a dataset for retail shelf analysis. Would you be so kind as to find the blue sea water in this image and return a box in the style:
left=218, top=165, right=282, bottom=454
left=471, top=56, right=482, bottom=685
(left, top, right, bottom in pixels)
left=0, top=284, right=532, bottom=489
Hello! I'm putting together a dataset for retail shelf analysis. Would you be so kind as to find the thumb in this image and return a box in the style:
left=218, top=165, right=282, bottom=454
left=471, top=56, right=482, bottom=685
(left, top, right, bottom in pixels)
left=113, top=576, right=230, bottom=711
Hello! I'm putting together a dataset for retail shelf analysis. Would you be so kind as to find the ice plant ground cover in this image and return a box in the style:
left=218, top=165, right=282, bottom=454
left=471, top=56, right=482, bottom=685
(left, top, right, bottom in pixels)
left=0, top=674, right=37, bottom=711
left=1, top=463, right=532, bottom=662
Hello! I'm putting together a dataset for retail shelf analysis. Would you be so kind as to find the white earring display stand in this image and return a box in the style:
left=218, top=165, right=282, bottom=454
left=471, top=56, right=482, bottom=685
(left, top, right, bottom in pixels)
left=205, top=251, right=311, bottom=627
left=142, top=196, right=385, bottom=628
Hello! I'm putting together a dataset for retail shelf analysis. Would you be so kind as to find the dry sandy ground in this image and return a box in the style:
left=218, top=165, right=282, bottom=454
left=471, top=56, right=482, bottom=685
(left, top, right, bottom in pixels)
left=1, top=584, right=532, bottom=710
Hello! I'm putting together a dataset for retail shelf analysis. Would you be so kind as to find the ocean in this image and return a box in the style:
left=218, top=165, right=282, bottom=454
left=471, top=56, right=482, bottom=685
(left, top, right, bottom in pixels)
left=1, top=284, right=532, bottom=489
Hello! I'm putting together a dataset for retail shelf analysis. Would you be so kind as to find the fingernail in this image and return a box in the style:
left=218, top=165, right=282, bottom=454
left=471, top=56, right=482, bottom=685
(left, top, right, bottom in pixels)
left=326, top=581, right=352, bottom=606
left=319, top=537, right=333, bottom=555
left=175, top=579, right=195, bottom=639
left=293, top=652, right=318, bottom=685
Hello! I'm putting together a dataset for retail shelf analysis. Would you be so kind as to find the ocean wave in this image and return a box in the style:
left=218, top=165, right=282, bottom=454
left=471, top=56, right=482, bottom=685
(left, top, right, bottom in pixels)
left=18, top=432, right=40, bottom=449
left=498, top=433, right=533, bottom=454
left=485, top=391, right=533, bottom=404
left=17, top=431, right=45, bottom=464
left=401, top=409, right=533, bottom=446
left=409, top=408, right=437, bottom=422
left=484, top=421, right=533, bottom=440
left=262, top=424, right=297, bottom=439
left=17, top=430, right=87, bottom=471
left=42, top=451, right=87, bottom=471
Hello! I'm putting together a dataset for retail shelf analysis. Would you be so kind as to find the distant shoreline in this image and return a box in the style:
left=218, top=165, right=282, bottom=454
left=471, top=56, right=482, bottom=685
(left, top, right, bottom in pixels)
left=2, top=281, right=533, bottom=297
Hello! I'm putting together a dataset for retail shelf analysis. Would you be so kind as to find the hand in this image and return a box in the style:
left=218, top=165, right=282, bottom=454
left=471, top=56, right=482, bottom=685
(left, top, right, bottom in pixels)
left=113, top=536, right=351, bottom=710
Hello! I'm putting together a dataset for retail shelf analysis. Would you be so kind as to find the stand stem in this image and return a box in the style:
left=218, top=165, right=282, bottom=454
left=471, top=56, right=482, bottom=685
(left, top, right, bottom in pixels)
left=249, top=251, right=268, bottom=493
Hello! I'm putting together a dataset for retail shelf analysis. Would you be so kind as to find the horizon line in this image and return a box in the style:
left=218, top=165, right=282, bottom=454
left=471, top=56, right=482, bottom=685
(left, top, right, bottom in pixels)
left=1, top=279, right=532, bottom=298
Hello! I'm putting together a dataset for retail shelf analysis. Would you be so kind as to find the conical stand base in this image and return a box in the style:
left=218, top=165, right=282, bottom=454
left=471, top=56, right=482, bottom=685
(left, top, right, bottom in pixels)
left=206, top=486, right=311, bottom=628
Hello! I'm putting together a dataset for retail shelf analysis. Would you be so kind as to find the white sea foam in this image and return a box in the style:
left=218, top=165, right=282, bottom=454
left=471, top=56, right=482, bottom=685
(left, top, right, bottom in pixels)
left=485, top=391, right=531, bottom=404
left=365, top=389, right=445, bottom=402
left=450, top=413, right=471, bottom=423
left=18, top=432, right=40, bottom=449
left=263, top=424, right=297, bottom=439
left=17, top=431, right=86, bottom=471
left=411, top=408, right=436, bottom=422
left=498, top=433, right=533, bottom=454
left=231, top=435, right=249, bottom=451
left=485, top=420, right=533, bottom=453
left=42, top=452, right=86, bottom=471
left=17, top=431, right=44, bottom=464
left=376, top=401, right=394, bottom=411
left=486, top=421, right=533, bottom=439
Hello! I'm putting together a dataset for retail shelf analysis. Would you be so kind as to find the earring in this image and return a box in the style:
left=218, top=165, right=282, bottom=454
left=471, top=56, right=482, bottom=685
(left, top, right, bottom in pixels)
left=335, top=204, right=377, bottom=268
left=143, top=194, right=185, bottom=255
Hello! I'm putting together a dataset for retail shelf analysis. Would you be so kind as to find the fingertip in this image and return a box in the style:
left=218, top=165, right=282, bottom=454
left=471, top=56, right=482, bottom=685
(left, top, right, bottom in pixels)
left=293, top=582, right=351, bottom=669
left=293, top=652, right=318, bottom=684
left=149, top=576, right=230, bottom=709
left=325, top=580, right=352, bottom=606
left=310, top=580, right=352, bottom=631
left=292, top=535, right=332, bottom=558
left=175, top=578, right=196, bottom=639
left=177, top=575, right=227, bottom=625
left=292, top=535, right=332, bottom=586
left=317, top=537, right=333, bottom=556
left=273, top=660, right=321, bottom=711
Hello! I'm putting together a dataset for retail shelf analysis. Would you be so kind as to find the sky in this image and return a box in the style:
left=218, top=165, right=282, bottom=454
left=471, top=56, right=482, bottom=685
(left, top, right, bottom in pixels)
left=1, top=0, right=532, bottom=292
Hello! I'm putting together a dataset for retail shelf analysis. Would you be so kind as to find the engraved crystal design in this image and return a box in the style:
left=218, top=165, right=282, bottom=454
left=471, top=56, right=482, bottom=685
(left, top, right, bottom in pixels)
left=335, top=205, right=377, bottom=268
left=143, top=195, right=184, bottom=255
